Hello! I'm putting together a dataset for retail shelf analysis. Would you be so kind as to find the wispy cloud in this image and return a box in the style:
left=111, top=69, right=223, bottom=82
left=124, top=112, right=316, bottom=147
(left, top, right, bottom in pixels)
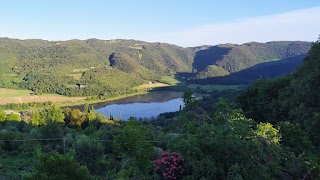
left=152, top=7, right=320, bottom=47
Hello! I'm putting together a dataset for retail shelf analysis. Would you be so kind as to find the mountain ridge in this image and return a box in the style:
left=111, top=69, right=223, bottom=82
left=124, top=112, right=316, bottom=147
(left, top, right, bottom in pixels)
left=0, top=37, right=312, bottom=96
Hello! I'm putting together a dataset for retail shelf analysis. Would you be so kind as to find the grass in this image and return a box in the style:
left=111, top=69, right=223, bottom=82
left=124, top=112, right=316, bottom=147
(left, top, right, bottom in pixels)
left=2, top=73, right=18, bottom=77
left=129, top=46, right=143, bottom=50
left=66, top=73, right=82, bottom=80
left=72, top=68, right=89, bottom=73
left=0, top=88, right=32, bottom=97
left=0, top=88, right=86, bottom=105
left=187, top=84, right=243, bottom=92
left=160, top=76, right=181, bottom=86
left=135, top=83, right=169, bottom=90
left=0, top=88, right=149, bottom=110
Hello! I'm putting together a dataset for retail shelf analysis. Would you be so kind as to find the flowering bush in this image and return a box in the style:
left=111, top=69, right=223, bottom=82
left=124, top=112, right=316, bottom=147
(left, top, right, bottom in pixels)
left=153, top=151, right=186, bottom=180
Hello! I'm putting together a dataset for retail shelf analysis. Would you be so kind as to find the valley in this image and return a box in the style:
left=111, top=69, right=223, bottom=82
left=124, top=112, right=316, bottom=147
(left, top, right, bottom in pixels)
left=0, top=38, right=312, bottom=110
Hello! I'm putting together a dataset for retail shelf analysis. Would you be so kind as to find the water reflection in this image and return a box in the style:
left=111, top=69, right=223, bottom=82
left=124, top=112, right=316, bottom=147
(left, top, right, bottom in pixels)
left=95, top=91, right=184, bottom=120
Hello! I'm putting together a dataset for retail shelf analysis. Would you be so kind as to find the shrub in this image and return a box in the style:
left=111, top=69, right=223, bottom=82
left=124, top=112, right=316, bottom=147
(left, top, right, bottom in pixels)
left=154, top=151, right=186, bottom=179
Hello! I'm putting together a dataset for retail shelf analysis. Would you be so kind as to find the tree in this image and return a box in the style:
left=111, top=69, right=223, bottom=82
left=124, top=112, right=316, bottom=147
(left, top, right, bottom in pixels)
left=75, top=135, right=105, bottom=174
left=6, top=113, right=21, bottom=121
left=47, top=105, right=65, bottom=124
left=169, top=100, right=280, bottom=179
left=96, top=112, right=106, bottom=122
left=69, top=109, right=84, bottom=128
left=84, top=103, right=90, bottom=115
left=23, top=151, right=92, bottom=180
left=87, top=105, right=96, bottom=122
left=0, top=108, right=7, bottom=122
left=30, top=110, right=43, bottom=126
left=256, top=122, right=281, bottom=145
left=182, top=91, right=194, bottom=106
left=114, top=119, right=154, bottom=178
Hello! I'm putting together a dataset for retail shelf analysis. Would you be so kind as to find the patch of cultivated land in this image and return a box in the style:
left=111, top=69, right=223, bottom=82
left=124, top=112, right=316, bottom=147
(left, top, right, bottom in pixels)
left=0, top=88, right=85, bottom=105
left=137, top=83, right=170, bottom=89
left=160, top=76, right=181, bottom=85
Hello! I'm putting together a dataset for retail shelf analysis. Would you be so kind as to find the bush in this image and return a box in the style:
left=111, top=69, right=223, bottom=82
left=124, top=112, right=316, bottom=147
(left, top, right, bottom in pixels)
left=154, top=151, right=186, bottom=179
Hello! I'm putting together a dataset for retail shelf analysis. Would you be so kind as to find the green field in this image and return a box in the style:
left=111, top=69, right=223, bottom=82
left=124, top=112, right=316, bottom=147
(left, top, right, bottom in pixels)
left=187, top=84, right=244, bottom=92
left=0, top=88, right=32, bottom=97
left=72, top=68, right=90, bottom=73
left=160, top=76, right=181, bottom=86
left=0, top=88, right=86, bottom=105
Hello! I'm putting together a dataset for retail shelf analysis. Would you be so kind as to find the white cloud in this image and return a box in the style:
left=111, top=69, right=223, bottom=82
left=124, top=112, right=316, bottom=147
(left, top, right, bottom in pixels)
left=152, top=7, right=320, bottom=47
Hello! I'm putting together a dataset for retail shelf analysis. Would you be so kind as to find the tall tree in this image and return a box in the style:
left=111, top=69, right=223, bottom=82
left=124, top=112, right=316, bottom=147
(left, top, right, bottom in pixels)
left=87, top=105, right=96, bottom=122
left=30, top=110, right=43, bottom=126
left=47, top=105, right=65, bottom=124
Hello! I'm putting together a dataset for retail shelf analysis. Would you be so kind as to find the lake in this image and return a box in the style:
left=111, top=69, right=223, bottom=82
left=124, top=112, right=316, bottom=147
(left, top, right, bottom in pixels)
left=95, top=91, right=184, bottom=120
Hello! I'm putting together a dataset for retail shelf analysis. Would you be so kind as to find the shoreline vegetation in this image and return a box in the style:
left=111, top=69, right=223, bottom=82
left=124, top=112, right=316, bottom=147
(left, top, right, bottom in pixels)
left=0, top=80, right=245, bottom=112
left=0, top=83, right=169, bottom=111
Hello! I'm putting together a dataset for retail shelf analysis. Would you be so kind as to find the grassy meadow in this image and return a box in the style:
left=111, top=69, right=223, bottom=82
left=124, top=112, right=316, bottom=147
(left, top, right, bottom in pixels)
left=0, top=88, right=85, bottom=105
left=186, top=84, right=244, bottom=92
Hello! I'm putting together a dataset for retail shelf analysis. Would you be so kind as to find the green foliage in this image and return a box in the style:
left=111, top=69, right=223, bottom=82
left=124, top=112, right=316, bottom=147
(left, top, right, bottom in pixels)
left=277, top=121, right=312, bottom=154
left=196, top=65, right=230, bottom=79
left=182, top=91, right=194, bottom=106
left=193, top=41, right=311, bottom=73
left=255, top=122, right=281, bottom=145
left=168, top=99, right=319, bottom=179
left=74, top=135, right=105, bottom=174
left=46, top=105, right=65, bottom=124
left=0, top=108, right=7, bottom=121
left=109, top=52, right=158, bottom=80
left=69, top=108, right=84, bottom=128
left=237, top=40, right=320, bottom=145
left=114, top=119, right=154, bottom=178
left=23, top=151, right=92, bottom=180
left=30, top=110, right=43, bottom=126
left=0, top=38, right=311, bottom=99
left=6, top=113, right=21, bottom=121
left=87, top=105, right=96, bottom=122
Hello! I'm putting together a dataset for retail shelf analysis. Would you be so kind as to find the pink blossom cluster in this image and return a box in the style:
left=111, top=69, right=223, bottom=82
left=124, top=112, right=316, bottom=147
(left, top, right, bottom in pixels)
left=153, top=151, right=185, bottom=180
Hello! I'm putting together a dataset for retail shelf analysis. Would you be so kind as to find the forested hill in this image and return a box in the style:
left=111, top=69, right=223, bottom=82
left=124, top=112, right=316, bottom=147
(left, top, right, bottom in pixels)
left=0, top=38, right=312, bottom=96
left=237, top=39, right=320, bottom=145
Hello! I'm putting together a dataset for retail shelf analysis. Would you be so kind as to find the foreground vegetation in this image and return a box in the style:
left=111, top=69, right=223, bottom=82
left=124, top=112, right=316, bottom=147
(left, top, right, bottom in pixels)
left=0, top=39, right=318, bottom=179
left=1, top=95, right=319, bottom=179
left=1, top=38, right=320, bottom=178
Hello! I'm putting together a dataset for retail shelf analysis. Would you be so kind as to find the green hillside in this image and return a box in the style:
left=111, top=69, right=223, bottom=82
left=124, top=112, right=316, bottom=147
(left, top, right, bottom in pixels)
left=237, top=40, right=320, bottom=145
left=196, top=65, right=230, bottom=79
left=109, top=52, right=158, bottom=80
left=0, top=38, right=312, bottom=97
left=192, top=41, right=311, bottom=73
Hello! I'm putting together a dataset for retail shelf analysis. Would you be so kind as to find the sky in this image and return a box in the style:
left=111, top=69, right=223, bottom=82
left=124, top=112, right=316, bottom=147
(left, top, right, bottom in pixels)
left=1, top=0, right=320, bottom=47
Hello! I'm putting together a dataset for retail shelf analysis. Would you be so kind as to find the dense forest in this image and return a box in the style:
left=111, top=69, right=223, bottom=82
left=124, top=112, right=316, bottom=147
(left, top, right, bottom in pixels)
left=0, top=38, right=311, bottom=97
left=1, top=40, right=320, bottom=179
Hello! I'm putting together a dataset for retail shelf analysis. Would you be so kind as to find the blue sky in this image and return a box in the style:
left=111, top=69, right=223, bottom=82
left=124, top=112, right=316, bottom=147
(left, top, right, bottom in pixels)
left=1, top=0, right=320, bottom=46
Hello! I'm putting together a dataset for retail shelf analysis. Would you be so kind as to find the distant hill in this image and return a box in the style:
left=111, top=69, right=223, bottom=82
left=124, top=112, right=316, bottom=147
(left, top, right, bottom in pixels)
left=0, top=37, right=312, bottom=96
left=192, top=41, right=311, bottom=73
left=237, top=40, right=320, bottom=145
left=189, top=54, right=307, bottom=85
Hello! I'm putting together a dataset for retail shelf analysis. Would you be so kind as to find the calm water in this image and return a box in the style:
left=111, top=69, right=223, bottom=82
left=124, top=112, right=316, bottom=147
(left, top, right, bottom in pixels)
left=95, top=91, right=184, bottom=120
